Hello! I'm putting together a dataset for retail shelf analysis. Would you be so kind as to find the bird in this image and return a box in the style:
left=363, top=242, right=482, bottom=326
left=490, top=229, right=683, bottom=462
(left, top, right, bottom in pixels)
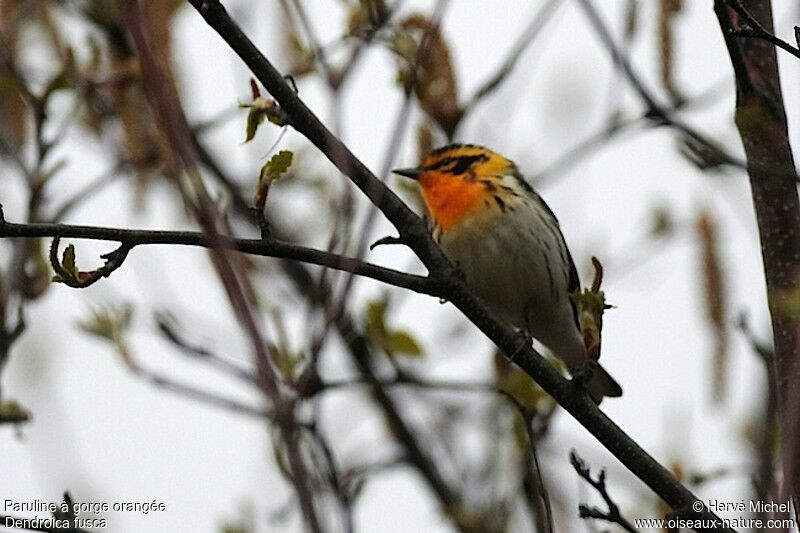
left=393, top=143, right=622, bottom=403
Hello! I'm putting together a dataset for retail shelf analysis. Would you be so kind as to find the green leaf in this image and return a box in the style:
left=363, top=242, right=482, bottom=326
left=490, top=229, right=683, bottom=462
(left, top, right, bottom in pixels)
left=571, top=288, right=608, bottom=317
left=77, top=304, right=133, bottom=349
left=241, top=96, right=285, bottom=142
left=62, top=244, right=77, bottom=275
left=386, top=330, right=422, bottom=357
left=259, top=150, right=294, bottom=187
left=268, top=341, right=303, bottom=381
left=244, top=106, right=266, bottom=143
left=571, top=288, right=612, bottom=361
left=365, top=297, right=388, bottom=339
left=364, top=296, right=424, bottom=358
left=52, top=244, right=82, bottom=285
left=255, top=150, right=294, bottom=209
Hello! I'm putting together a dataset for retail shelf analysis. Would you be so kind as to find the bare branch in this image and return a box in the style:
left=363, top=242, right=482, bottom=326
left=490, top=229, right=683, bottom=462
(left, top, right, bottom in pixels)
left=181, top=2, right=735, bottom=528
left=155, top=312, right=258, bottom=385
left=455, top=0, right=563, bottom=133
left=570, top=451, right=638, bottom=533
left=725, top=0, right=800, bottom=60
left=575, top=0, right=746, bottom=171
left=0, top=216, right=438, bottom=296
left=127, top=360, right=271, bottom=420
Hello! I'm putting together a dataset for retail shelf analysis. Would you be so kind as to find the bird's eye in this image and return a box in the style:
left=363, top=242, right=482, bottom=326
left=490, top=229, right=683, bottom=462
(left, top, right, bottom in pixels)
left=451, top=156, right=482, bottom=174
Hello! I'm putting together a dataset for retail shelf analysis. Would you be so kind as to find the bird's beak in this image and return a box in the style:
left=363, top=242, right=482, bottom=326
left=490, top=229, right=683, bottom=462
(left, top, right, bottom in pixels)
left=392, top=167, right=425, bottom=180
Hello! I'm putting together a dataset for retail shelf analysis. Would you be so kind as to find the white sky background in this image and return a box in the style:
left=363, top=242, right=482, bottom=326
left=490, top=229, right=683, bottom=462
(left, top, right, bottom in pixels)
left=2, top=0, right=799, bottom=531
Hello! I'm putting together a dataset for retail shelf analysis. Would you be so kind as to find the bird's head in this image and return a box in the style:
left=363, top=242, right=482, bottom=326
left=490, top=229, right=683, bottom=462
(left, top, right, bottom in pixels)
left=393, top=144, right=519, bottom=231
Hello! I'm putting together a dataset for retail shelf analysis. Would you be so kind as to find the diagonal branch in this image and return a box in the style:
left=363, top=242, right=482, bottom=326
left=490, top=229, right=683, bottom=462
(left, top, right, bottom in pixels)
left=49, top=1, right=732, bottom=529
left=454, top=0, right=563, bottom=133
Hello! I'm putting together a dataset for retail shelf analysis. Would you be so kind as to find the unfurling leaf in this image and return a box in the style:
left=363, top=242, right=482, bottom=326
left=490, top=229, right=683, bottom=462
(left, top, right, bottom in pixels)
left=78, top=304, right=132, bottom=342
left=240, top=96, right=288, bottom=143
left=364, top=296, right=425, bottom=358
left=61, top=244, right=77, bottom=275
left=386, top=330, right=422, bottom=356
left=49, top=238, right=129, bottom=289
left=571, top=258, right=612, bottom=362
left=365, top=297, right=388, bottom=339
left=78, top=304, right=134, bottom=367
left=255, top=150, right=294, bottom=210
left=51, top=244, right=83, bottom=286
left=242, top=97, right=268, bottom=143
left=572, top=288, right=608, bottom=362
left=260, top=150, right=294, bottom=186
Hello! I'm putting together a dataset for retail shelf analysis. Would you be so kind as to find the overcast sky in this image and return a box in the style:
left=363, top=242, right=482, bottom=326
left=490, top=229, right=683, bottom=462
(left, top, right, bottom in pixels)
left=3, top=1, right=800, bottom=531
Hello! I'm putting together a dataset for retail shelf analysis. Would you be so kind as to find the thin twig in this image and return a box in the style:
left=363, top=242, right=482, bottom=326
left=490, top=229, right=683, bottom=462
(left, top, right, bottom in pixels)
left=504, top=399, right=555, bottom=533
left=575, top=0, right=746, bottom=171
left=155, top=312, right=258, bottom=385
left=0, top=217, right=438, bottom=296
left=128, top=360, right=271, bottom=419
left=725, top=0, right=800, bottom=59
left=289, top=0, right=336, bottom=86
left=455, top=0, right=563, bottom=134
left=570, top=451, right=639, bottom=533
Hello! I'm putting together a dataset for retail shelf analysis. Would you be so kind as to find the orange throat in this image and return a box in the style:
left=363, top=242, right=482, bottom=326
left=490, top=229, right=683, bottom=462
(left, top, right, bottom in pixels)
left=418, top=173, right=489, bottom=231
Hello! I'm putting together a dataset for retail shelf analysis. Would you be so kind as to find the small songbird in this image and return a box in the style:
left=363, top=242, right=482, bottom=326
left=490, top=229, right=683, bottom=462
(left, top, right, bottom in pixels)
left=394, top=144, right=622, bottom=403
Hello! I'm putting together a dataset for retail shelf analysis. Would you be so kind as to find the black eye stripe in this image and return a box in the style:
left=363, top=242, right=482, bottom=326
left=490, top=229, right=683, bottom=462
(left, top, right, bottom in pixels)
left=427, top=154, right=489, bottom=174
left=427, top=157, right=454, bottom=170
left=451, top=155, right=487, bottom=174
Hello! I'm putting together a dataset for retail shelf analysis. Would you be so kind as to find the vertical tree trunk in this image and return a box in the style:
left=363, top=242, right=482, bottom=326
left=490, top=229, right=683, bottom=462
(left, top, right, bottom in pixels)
left=714, top=0, right=800, bottom=508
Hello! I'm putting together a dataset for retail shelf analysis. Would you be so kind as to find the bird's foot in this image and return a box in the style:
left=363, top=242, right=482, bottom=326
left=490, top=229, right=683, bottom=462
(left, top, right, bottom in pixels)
left=509, top=330, right=532, bottom=363
left=571, top=361, right=597, bottom=387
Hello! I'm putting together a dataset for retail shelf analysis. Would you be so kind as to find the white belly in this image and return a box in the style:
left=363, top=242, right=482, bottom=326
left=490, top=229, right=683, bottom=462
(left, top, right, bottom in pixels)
left=437, top=202, right=585, bottom=368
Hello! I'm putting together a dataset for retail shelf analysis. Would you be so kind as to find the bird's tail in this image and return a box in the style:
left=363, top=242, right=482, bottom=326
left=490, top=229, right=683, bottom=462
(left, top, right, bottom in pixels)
left=586, top=363, right=623, bottom=404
